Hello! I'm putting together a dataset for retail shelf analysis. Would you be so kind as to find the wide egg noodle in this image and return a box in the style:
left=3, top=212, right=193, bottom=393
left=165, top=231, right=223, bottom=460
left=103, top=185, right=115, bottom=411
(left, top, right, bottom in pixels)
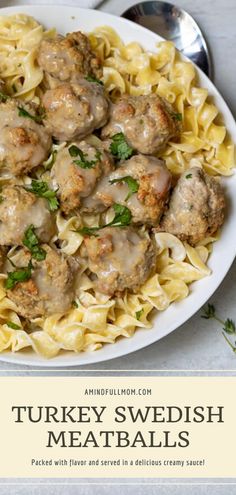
left=0, top=13, right=55, bottom=100
left=0, top=17, right=234, bottom=358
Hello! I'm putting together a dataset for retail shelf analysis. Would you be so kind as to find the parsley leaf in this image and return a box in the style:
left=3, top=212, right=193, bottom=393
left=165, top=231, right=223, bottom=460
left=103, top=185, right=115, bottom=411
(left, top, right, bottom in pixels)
left=18, top=106, right=44, bottom=124
left=5, top=261, right=33, bottom=290
left=85, top=75, right=103, bottom=85
left=135, top=309, right=144, bottom=320
left=43, top=149, right=57, bottom=170
left=108, top=203, right=132, bottom=227
left=6, top=321, right=21, bottom=330
left=77, top=203, right=132, bottom=236
left=0, top=91, right=9, bottom=103
left=173, top=112, right=182, bottom=121
left=77, top=226, right=99, bottom=236
left=68, top=145, right=82, bottom=158
left=26, top=180, right=59, bottom=211
left=68, top=145, right=101, bottom=169
left=109, top=133, right=133, bottom=160
left=109, top=175, right=139, bottom=201
left=23, top=225, right=46, bottom=262
left=186, top=173, right=192, bottom=179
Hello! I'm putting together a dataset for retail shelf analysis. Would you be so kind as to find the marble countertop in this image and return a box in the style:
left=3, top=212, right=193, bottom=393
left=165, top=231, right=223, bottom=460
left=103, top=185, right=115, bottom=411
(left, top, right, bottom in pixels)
left=0, top=0, right=236, bottom=372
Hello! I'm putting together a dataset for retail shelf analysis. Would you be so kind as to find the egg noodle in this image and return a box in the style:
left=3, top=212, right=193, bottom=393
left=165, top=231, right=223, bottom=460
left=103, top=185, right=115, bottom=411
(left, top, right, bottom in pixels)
left=0, top=14, right=234, bottom=358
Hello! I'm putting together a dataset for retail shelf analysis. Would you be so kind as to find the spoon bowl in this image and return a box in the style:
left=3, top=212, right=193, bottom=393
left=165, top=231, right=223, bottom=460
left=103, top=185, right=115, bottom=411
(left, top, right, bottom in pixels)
left=122, top=0, right=212, bottom=78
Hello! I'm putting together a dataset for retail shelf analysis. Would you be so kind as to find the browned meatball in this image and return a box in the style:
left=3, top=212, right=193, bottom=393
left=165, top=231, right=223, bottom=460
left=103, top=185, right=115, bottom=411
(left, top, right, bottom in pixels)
left=101, top=94, right=180, bottom=154
left=37, top=32, right=102, bottom=83
left=42, top=79, right=109, bottom=142
left=81, top=227, right=156, bottom=296
left=82, top=155, right=171, bottom=226
left=156, top=167, right=226, bottom=245
left=7, top=245, right=75, bottom=318
left=0, top=186, right=55, bottom=246
left=0, top=99, right=52, bottom=176
left=51, top=140, right=114, bottom=214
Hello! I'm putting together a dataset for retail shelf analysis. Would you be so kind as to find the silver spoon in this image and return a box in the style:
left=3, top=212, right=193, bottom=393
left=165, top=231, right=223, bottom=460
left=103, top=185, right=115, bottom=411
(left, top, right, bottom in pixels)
left=121, top=1, right=212, bottom=78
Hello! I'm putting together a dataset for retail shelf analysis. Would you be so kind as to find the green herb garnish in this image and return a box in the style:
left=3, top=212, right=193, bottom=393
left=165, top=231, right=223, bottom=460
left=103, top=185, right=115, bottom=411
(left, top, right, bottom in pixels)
left=78, top=203, right=132, bottom=236
left=6, top=321, right=21, bottom=330
left=186, top=174, right=192, bottom=179
left=72, top=300, right=79, bottom=308
left=68, top=145, right=81, bottom=158
left=18, top=106, right=43, bottom=124
left=5, top=261, right=33, bottom=290
left=23, top=225, right=46, bottom=262
left=173, top=112, right=182, bottom=121
left=135, top=309, right=144, bottom=320
left=85, top=74, right=103, bottom=85
left=43, top=150, right=57, bottom=170
left=201, top=303, right=236, bottom=354
left=0, top=195, right=4, bottom=203
left=109, top=175, right=139, bottom=201
left=0, top=91, right=9, bottom=103
left=68, top=145, right=101, bottom=169
left=109, top=133, right=134, bottom=160
left=26, top=180, right=59, bottom=211
left=77, top=226, right=99, bottom=236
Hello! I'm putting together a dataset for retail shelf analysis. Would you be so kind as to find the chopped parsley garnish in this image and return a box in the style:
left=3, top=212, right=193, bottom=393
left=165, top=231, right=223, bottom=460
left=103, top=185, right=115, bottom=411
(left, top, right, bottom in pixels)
left=135, top=309, right=144, bottom=320
left=23, top=225, right=46, bottom=262
left=43, top=149, right=57, bottom=170
left=68, top=145, right=81, bottom=158
left=109, top=133, right=134, bottom=160
left=109, top=175, right=139, bottom=201
left=78, top=203, right=132, bottom=236
left=72, top=300, right=79, bottom=308
left=0, top=91, right=9, bottom=102
left=186, top=174, right=192, bottom=179
left=107, top=203, right=132, bottom=227
left=173, top=112, right=182, bottom=121
left=85, top=74, right=103, bottom=85
left=5, top=260, right=33, bottom=290
left=26, top=180, right=59, bottom=211
left=6, top=321, right=21, bottom=330
left=68, top=145, right=101, bottom=169
left=18, top=106, right=44, bottom=124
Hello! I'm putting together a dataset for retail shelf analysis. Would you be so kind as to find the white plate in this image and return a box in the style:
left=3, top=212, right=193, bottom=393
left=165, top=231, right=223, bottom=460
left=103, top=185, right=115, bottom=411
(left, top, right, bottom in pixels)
left=0, top=5, right=235, bottom=367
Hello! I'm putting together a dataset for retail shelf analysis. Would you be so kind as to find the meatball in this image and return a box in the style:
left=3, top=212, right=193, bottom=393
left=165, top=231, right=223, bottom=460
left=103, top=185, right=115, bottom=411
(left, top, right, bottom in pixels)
left=51, top=140, right=114, bottom=214
left=101, top=94, right=180, bottom=154
left=0, top=186, right=55, bottom=246
left=82, top=155, right=171, bottom=225
left=7, top=245, right=75, bottom=318
left=81, top=226, right=156, bottom=295
left=42, top=79, right=109, bottom=142
left=0, top=99, right=52, bottom=176
left=37, top=31, right=102, bottom=83
left=156, top=167, right=226, bottom=245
